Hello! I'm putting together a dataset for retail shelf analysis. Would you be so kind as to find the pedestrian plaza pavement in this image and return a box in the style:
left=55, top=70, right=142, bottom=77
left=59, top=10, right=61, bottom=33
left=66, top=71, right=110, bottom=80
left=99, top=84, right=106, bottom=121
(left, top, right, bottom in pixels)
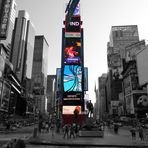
left=26, top=127, right=148, bottom=147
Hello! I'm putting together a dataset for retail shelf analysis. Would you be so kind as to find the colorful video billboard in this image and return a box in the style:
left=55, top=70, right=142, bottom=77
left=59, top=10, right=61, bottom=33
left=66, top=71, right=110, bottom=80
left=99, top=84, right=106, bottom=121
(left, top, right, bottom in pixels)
left=84, top=67, right=88, bottom=91
left=66, top=3, right=80, bottom=16
left=63, top=65, right=82, bottom=92
left=62, top=105, right=81, bottom=114
left=64, top=38, right=81, bottom=64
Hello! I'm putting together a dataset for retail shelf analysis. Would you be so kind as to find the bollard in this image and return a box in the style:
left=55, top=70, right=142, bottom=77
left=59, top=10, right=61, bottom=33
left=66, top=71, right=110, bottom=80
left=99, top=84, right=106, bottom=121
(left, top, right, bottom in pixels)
left=33, top=127, right=38, bottom=138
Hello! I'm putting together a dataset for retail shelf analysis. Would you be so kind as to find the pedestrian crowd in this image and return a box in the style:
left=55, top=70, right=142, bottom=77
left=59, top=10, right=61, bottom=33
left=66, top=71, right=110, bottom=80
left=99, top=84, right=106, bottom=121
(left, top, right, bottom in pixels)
left=130, top=125, right=145, bottom=141
left=38, top=116, right=80, bottom=139
left=63, top=123, right=79, bottom=139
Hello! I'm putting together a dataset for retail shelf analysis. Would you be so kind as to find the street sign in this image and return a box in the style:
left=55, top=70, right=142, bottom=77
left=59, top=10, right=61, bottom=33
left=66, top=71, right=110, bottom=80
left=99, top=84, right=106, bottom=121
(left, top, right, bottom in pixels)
left=66, top=0, right=80, bottom=27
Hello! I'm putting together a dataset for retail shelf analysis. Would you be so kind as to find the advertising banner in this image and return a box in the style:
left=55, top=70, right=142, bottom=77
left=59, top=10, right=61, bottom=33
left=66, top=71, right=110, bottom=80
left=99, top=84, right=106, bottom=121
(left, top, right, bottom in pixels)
left=125, top=95, right=133, bottom=114
left=65, top=0, right=80, bottom=26
left=63, top=92, right=81, bottom=100
left=136, top=46, right=148, bottom=86
left=0, top=55, right=5, bottom=77
left=63, top=105, right=81, bottom=114
left=65, top=16, right=81, bottom=33
left=64, top=38, right=81, bottom=64
left=63, top=65, right=82, bottom=92
left=133, top=93, right=147, bottom=108
left=0, top=0, right=12, bottom=39
left=0, top=81, right=11, bottom=112
left=84, top=67, right=88, bottom=91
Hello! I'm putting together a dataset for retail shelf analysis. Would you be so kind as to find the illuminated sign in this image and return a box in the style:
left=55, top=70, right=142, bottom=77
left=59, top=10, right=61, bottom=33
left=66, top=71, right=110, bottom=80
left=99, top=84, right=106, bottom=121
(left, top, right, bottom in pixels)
left=56, top=68, right=61, bottom=92
left=69, top=21, right=80, bottom=26
left=63, top=92, right=81, bottom=101
left=0, top=0, right=12, bottom=39
left=84, top=67, right=88, bottom=91
left=65, top=32, right=81, bottom=38
left=63, top=65, right=82, bottom=92
left=65, top=16, right=81, bottom=33
left=64, top=98, right=80, bottom=101
left=62, top=105, right=81, bottom=114
left=64, top=38, right=81, bottom=64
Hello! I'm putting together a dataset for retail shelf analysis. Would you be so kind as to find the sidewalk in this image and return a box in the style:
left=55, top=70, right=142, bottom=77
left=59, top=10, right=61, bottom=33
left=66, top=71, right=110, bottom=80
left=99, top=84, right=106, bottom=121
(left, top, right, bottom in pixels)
left=26, top=127, right=148, bottom=147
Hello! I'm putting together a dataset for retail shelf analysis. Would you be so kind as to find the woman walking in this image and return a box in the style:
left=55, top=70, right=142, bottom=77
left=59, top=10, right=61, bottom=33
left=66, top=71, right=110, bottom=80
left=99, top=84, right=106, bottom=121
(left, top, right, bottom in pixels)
left=130, top=126, right=136, bottom=140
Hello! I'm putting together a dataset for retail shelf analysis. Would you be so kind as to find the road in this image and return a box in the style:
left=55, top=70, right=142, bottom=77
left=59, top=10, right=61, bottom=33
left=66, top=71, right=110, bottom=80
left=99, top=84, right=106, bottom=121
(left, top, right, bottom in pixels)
left=0, top=125, right=34, bottom=147
left=1, top=125, right=148, bottom=147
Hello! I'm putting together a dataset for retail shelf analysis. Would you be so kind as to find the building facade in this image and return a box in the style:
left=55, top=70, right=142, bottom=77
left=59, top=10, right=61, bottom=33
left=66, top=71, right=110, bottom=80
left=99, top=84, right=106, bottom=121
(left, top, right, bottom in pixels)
left=98, top=74, right=107, bottom=120
left=10, top=10, right=35, bottom=83
left=121, top=40, right=147, bottom=118
left=0, top=0, right=16, bottom=56
left=32, top=35, right=49, bottom=113
left=0, top=0, right=18, bottom=116
left=106, top=25, right=140, bottom=117
left=46, top=75, right=56, bottom=114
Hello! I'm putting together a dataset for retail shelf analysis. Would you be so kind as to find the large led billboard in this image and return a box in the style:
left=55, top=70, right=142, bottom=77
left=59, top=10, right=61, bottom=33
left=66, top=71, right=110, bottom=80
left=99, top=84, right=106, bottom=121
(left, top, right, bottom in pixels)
left=62, top=105, right=81, bottom=114
left=63, top=65, right=82, bottom=92
left=64, top=38, right=81, bottom=64
left=66, top=3, right=80, bottom=16
left=84, top=67, right=88, bottom=91
left=65, top=0, right=80, bottom=27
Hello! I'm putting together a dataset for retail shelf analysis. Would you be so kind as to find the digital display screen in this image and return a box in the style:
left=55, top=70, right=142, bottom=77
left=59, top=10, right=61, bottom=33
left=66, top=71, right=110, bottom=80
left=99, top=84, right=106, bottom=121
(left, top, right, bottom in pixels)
left=65, top=16, right=81, bottom=33
left=64, top=38, right=81, bottom=64
left=64, top=65, right=82, bottom=92
left=73, top=3, right=80, bottom=16
left=62, top=105, right=81, bottom=114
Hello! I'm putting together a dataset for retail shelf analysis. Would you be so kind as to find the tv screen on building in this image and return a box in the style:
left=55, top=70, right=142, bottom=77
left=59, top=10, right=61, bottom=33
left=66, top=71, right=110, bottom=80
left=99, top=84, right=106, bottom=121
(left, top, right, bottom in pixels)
left=64, top=38, right=81, bottom=64
left=63, top=65, right=82, bottom=92
left=62, top=105, right=81, bottom=114
left=65, top=16, right=81, bottom=33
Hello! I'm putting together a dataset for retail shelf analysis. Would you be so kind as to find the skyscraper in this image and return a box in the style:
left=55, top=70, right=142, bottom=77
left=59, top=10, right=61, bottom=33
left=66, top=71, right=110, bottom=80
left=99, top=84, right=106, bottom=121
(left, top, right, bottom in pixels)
left=0, top=0, right=16, bottom=55
left=106, top=25, right=140, bottom=116
left=32, top=35, right=49, bottom=113
left=10, top=10, right=35, bottom=83
left=46, top=75, right=56, bottom=113
left=108, top=25, right=139, bottom=77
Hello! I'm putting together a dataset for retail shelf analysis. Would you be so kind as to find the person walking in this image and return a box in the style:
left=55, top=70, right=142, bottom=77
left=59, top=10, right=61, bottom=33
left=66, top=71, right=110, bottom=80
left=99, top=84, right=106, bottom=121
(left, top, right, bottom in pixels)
left=50, top=123, right=55, bottom=137
left=74, top=124, right=79, bottom=137
left=69, top=124, right=75, bottom=138
left=130, top=126, right=136, bottom=140
left=45, top=122, right=49, bottom=133
left=138, top=126, right=144, bottom=141
left=63, top=124, right=69, bottom=139
left=114, top=123, right=119, bottom=134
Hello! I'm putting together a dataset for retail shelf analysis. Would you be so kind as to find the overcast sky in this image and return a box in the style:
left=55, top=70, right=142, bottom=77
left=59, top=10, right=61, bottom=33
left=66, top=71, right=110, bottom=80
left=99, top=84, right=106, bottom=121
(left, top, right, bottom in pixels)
left=16, top=0, right=148, bottom=103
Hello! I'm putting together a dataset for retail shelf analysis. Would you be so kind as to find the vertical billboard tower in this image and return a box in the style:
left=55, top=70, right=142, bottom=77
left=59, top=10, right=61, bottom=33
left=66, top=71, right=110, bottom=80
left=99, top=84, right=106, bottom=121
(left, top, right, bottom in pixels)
left=61, top=0, right=85, bottom=124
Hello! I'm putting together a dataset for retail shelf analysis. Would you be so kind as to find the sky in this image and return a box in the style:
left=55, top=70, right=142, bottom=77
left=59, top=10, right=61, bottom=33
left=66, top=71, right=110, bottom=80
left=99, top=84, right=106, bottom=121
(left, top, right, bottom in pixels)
left=16, top=0, right=148, bottom=103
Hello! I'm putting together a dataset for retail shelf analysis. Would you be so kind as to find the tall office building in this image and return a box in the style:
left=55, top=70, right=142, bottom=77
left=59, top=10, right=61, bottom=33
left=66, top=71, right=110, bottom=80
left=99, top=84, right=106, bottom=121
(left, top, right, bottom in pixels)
left=46, top=75, right=56, bottom=113
left=0, top=0, right=16, bottom=55
left=106, top=25, right=140, bottom=116
left=32, top=35, right=49, bottom=113
left=10, top=10, right=35, bottom=83
left=0, top=0, right=16, bottom=114
left=108, top=25, right=139, bottom=72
